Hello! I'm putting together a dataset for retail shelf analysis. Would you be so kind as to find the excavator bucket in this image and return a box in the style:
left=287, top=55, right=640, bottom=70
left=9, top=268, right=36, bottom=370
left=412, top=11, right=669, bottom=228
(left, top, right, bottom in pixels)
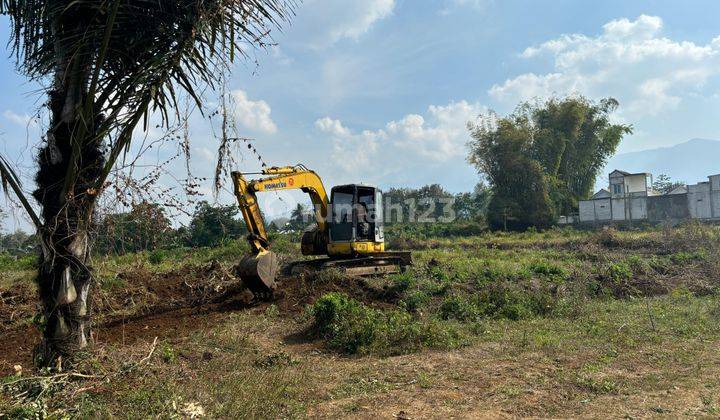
left=235, top=251, right=279, bottom=297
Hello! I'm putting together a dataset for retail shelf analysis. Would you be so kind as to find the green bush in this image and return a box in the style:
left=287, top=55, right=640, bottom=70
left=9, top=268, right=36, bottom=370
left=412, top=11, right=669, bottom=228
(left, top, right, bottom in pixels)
left=472, top=262, right=514, bottom=285
left=399, top=290, right=430, bottom=313
left=440, top=281, right=558, bottom=322
left=529, top=260, right=568, bottom=279
left=440, top=296, right=482, bottom=321
left=147, top=249, right=166, bottom=265
left=311, top=293, right=467, bottom=355
left=607, top=262, right=632, bottom=284
left=387, top=271, right=415, bottom=295
left=670, top=251, right=707, bottom=265
left=312, top=293, right=376, bottom=353
left=0, top=253, right=37, bottom=271
left=625, top=255, right=650, bottom=274
left=267, top=232, right=300, bottom=254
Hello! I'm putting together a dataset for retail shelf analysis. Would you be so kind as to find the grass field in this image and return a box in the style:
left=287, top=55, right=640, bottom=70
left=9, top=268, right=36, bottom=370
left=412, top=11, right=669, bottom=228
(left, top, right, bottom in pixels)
left=1, top=223, right=719, bottom=418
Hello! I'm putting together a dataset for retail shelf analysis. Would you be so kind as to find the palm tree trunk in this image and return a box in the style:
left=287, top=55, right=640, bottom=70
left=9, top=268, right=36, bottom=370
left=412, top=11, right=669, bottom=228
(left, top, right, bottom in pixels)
left=32, top=35, right=103, bottom=366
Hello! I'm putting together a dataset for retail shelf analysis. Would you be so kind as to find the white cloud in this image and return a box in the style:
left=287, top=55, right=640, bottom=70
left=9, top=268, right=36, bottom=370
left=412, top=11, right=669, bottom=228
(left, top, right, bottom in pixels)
left=315, top=117, right=382, bottom=174
left=315, top=117, right=350, bottom=137
left=490, top=15, right=720, bottom=117
left=231, top=90, right=277, bottom=134
left=601, top=15, right=662, bottom=41
left=3, top=110, right=35, bottom=127
left=290, top=0, right=396, bottom=49
left=314, top=100, right=485, bottom=178
left=270, top=46, right=293, bottom=66
left=194, top=147, right=216, bottom=164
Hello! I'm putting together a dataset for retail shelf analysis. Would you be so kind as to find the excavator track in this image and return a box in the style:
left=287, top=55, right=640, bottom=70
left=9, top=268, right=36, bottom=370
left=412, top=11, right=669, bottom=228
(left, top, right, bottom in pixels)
left=238, top=251, right=412, bottom=301
left=286, top=251, right=412, bottom=277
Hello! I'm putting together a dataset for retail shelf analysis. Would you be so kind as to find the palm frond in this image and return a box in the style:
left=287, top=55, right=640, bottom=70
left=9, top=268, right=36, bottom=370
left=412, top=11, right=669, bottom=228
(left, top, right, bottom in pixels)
left=1, top=0, right=296, bottom=195
left=0, top=154, right=42, bottom=228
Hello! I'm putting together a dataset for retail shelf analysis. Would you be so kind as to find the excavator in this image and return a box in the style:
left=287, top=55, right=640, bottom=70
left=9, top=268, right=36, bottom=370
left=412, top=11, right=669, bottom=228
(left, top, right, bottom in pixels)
left=231, top=164, right=412, bottom=297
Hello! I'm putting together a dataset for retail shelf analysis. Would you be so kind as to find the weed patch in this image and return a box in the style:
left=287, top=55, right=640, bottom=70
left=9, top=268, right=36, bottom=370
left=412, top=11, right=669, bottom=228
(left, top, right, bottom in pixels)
left=311, top=293, right=468, bottom=355
left=440, top=281, right=560, bottom=322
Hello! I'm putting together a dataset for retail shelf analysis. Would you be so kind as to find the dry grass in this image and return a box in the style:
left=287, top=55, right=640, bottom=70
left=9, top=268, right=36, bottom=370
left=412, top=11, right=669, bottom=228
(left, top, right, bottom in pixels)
left=2, top=224, right=720, bottom=418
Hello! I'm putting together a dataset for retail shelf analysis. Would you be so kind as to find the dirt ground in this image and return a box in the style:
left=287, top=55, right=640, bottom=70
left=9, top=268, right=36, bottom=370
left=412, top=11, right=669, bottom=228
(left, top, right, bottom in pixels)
left=0, top=261, right=386, bottom=376
left=1, top=260, right=719, bottom=418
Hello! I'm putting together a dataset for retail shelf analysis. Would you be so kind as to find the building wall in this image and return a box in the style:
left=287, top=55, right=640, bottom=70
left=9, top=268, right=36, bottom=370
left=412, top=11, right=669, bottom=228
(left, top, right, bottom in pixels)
left=630, top=197, right=647, bottom=220
left=580, top=199, right=612, bottom=222
left=688, top=183, right=712, bottom=219
left=712, top=175, right=720, bottom=218
left=710, top=175, right=720, bottom=191
left=611, top=198, right=625, bottom=221
left=576, top=173, right=719, bottom=224
left=647, top=194, right=689, bottom=221
left=595, top=199, right=612, bottom=220
left=625, top=174, right=648, bottom=194
left=579, top=197, right=647, bottom=222
left=579, top=201, right=594, bottom=222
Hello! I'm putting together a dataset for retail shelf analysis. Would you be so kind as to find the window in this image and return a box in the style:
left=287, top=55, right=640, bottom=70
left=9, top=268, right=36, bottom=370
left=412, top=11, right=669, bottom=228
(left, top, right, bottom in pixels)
left=612, top=184, right=623, bottom=195
left=356, top=187, right=376, bottom=241
left=331, top=188, right=354, bottom=242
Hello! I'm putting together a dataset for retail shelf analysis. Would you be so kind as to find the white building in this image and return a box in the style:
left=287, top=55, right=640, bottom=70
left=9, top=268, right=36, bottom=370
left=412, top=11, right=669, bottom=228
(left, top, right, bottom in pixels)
left=579, top=170, right=656, bottom=223
left=577, top=170, right=719, bottom=224
left=688, top=174, right=720, bottom=219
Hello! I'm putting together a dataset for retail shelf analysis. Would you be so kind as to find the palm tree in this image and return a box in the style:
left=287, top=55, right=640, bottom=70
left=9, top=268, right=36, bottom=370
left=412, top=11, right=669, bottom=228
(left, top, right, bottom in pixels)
left=0, top=0, right=294, bottom=366
left=290, top=203, right=307, bottom=223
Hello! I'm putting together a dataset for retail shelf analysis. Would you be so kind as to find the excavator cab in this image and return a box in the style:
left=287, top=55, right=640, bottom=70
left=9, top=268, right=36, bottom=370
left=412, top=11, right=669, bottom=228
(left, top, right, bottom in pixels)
left=327, top=185, right=385, bottom=256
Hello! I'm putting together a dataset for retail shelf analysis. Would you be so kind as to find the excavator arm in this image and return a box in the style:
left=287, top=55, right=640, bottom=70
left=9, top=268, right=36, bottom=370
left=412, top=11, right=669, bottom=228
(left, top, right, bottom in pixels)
left=230, top=165, right=330, bottom=294
left=231, top=165, right=330, bottom=254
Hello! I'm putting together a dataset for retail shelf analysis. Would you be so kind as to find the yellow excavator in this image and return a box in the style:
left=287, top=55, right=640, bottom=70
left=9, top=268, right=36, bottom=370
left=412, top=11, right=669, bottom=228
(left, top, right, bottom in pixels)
left=231, top=164, right=411, bottom=296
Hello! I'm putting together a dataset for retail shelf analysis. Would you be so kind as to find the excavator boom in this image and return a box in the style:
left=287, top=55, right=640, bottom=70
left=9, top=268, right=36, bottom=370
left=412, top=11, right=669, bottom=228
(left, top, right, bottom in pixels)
left=232, top=165, right=329, bottom=254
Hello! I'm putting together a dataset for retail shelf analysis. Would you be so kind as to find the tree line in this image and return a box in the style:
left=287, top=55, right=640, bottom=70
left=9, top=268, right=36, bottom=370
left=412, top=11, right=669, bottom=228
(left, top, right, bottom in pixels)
left=0, top=201, right=246, bottom=256
left=95, top=201, right=246, bottom=254
left=1, top=182, right=495, bottom=257
left=96, top=182, right=493, bottom=254
left=382, top=183, right=490, bottom=224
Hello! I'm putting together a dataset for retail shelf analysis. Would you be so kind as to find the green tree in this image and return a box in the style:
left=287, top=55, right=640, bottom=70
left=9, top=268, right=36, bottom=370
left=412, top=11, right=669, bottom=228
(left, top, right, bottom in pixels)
left=383, top=184, right=455, bottom=223
left=287, top=203, right=311, bottom=230
left=652, top=174, right=685, bottom=194
left=188, top=201, right=245, bottom=247
left=0, top=0, right=292, bottom=363
left=453, top=182, right=491, bottom=221
left=0, top=230, right=37, bottom=255
left=468, top=96, right=631, bottom=230
left=469, top=116, right=555, bottom=230
left=96, top=202, right=172, bottom=254
left=530, top=97, right=632, bottom=214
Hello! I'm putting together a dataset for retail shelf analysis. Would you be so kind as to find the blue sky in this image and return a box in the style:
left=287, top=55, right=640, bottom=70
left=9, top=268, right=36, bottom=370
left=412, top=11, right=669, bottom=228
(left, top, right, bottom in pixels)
left=3, top=0, right=720, bottom=227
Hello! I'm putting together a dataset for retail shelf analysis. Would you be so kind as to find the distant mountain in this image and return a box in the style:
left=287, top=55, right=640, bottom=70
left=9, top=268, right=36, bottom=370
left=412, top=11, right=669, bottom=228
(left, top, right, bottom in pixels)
left=599, top=138, right=720, bottom=189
